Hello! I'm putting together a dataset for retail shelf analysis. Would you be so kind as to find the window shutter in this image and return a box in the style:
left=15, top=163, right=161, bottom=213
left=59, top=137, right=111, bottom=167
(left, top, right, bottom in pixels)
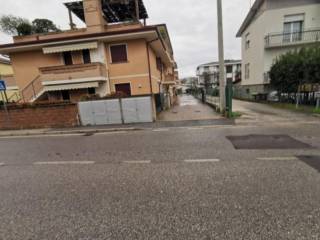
left=110, top=45, right=128, bottom=63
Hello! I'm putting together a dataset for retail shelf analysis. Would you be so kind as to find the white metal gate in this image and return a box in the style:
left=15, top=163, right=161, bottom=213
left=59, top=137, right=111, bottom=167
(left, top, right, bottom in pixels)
left=78, top=96, right=153, bottom=126
left=122, top=97, right=153, bottom=124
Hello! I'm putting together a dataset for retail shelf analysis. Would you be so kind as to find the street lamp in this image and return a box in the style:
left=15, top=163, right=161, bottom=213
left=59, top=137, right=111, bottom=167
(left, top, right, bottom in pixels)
left=216, top=0, right=226, bottom=112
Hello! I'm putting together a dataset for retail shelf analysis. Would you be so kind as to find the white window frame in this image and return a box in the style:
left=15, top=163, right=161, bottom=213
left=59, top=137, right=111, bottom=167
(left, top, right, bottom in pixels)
left=109, top=43, right=129, bottom=64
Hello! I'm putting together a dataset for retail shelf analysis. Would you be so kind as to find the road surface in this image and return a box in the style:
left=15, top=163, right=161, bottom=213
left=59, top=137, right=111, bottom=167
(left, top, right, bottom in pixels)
left=0, top=100, right=320, bottom=239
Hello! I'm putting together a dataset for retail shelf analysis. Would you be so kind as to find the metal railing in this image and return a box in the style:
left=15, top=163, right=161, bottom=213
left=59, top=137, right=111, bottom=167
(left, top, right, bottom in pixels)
left=265, top=28, right=320, bottom=48
left=21, top=75, right=43, bottom=103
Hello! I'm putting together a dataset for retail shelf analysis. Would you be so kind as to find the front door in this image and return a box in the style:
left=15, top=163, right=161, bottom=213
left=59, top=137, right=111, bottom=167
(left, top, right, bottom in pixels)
left=115, top=83, right=131, bottom=96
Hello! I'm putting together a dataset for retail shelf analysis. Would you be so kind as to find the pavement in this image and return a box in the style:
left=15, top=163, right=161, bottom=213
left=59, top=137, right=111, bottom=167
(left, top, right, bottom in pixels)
left=157, top=95, right=222, bottom=121
left=0, top=97, right=320, bottom=239
left=0, top=120, right=320, bottom=239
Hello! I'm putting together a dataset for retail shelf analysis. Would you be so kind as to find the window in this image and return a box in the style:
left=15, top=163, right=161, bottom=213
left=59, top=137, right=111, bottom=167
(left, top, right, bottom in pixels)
left=88, top=88, right=96, bottom=95
left=245, top=63, right=250, bottom=79
left=115, top=83, right=131, bottom=96
left=82, top=49, right=91, bottom=64
left=63, top=51, right=73, bottom=65
left=226, top=65, right=233, bottom=74
left=283, top=14, right=304, bottom=43
left=245, top=33, right=250, bottom=49
left=61, top=90, right=70, bottom=101
left=110, top=44, right=128, bottom=63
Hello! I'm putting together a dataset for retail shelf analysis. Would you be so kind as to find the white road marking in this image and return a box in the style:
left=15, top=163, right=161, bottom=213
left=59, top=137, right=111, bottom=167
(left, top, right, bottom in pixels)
left=152, top=128, right=170, bottom=132
left=34, top=161, right=95, bottom=165
left=257, top=157, right=298, bottom=161
left=184, top=159, right=220, bottom=163
left=123, top=160, right=151, bottom=164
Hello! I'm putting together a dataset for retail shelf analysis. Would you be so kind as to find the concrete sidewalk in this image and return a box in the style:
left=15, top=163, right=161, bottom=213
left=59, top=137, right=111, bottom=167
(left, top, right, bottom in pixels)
left=0, top=118, right=234, bottom=137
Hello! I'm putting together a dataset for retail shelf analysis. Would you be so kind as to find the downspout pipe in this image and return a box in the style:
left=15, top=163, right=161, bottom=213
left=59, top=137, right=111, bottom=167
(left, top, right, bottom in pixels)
left=146, top=38, right=159, bottom=120
left=146, top=38, right=159, bottom=94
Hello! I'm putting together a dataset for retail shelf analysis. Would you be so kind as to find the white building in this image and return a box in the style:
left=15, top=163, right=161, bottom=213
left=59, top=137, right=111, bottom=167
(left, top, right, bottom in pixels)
left=236, top=0, right=320, bottom=99
left=196, top=60, right=242, bottom=88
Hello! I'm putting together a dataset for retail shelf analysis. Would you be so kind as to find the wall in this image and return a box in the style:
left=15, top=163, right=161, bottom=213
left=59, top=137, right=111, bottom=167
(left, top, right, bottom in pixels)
left=10, top=50, right=62, bottom=90
left=106, top=39, right=160, bottom=95
left=0, top=103, right=79, bottom=130
left=0, top=62, right=13, bottom=75
left=241, top=3, right=320, bottom=87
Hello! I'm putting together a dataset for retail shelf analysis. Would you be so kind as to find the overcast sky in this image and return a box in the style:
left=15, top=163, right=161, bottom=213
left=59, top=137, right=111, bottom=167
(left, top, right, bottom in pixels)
left=0, top=0, right=251, bottom=78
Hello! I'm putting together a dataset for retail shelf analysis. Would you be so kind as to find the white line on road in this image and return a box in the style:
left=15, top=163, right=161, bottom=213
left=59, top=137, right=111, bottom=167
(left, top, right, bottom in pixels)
left=34, top=161, right=95, bottom=165
left=122, top=160, right=151, bottom=164
left=152, top=128, right=170, bottom=132
left=94, top=131, right=128, bottom=135
left=257, top=157, right=298, bottom=161
left=184, top=159, right=220, bottom=163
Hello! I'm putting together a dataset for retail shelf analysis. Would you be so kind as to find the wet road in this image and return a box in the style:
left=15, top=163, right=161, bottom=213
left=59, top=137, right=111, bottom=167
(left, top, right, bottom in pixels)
left=157, top=95, right=221, bottom=121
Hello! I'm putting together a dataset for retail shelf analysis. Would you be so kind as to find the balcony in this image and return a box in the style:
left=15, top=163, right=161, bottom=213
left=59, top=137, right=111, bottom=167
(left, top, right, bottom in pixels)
left=265, top=28, right=320, bottom=48
left=39, top=62, right=107, bottom=83
left=21, top=63, right=108, bottom=102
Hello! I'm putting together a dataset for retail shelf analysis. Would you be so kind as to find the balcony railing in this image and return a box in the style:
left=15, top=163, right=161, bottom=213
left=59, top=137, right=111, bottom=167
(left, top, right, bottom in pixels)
left=265, top=29, right=320, bottom=48
left=39, top=62, right=107, bottom=82
left=21, top=62, right=107, bottom=102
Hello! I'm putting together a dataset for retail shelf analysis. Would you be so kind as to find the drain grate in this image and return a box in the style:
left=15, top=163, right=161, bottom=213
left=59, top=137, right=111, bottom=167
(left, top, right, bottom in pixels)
left=298, top=156, right=320, bottom=172
left=226, top=135, right=311, bottom=150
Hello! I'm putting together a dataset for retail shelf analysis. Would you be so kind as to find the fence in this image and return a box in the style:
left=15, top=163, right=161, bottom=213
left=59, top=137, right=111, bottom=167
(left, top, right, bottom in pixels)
left=78, top=96, right=153, bottom=126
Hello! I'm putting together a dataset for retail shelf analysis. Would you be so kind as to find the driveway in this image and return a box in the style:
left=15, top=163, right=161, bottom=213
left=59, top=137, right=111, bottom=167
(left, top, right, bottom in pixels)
left=157, top=95, right=221, bottom=121
left=234, top=99, right=319, bottom=126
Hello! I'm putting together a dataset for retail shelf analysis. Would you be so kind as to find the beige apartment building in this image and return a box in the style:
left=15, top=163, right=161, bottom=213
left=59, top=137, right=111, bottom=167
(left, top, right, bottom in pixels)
left=236, top=0, right=320, bottom=99
left=0, top=0, right=177, bottom=107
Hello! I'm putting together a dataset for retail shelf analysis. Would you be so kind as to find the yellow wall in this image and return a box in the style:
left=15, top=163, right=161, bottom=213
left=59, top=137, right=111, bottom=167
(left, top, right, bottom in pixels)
left=10, top=50, right=62, bottom=89
left=106, top=39, right=162, bottom=95
left=0, top=62, right=13, bottom=76
left=0, top=62, right=20, bottom=102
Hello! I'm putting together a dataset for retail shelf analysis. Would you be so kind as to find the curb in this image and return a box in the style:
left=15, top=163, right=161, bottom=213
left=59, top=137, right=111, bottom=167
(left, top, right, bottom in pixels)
left=0, top=127, right=144, bottom=138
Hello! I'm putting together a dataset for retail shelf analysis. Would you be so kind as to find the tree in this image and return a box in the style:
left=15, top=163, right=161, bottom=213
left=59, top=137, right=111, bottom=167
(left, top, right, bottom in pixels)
left=0, top=15, right=60, bottom=36
left=16, top=22, right=33, bottom=36
left=32, top=19, right=60, bottom=34
left=270, top=46, right=320, bottom=105
left=0, top=15, right=30, bottom=35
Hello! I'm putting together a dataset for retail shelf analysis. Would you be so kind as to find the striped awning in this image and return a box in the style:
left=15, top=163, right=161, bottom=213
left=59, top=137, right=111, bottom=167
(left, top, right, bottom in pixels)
left=44, top=82, right=99, bottom=92
left=43, top=42, right=98, bottom=54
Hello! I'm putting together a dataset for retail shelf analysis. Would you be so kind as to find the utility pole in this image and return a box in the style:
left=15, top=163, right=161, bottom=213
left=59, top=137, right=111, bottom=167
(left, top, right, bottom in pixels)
left=217, top=0, right=226, bottom=112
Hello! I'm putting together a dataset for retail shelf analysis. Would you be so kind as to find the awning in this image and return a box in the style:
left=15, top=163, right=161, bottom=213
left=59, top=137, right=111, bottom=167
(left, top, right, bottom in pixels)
left=43, top=42, right=98, bottom=54
left=44, top=82, right=99, bottom=92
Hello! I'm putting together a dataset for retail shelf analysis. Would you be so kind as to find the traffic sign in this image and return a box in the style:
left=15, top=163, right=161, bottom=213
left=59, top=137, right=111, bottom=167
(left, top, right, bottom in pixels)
left=0, top=80, right=6, bottom=91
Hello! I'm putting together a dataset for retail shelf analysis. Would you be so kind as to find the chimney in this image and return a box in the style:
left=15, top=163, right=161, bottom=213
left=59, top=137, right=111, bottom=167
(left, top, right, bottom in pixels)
left=83, top=0, right=106, bottom=33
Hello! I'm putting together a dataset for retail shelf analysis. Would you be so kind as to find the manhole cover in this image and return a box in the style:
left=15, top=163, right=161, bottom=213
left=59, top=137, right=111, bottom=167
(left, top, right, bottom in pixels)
left=226, top=135, right=311, bottom=149
left=298, top=156, right=320, bottom=172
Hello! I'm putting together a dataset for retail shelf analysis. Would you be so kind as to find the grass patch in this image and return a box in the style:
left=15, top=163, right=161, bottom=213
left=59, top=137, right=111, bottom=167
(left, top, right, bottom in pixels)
left=231, top=111, right=242, bottom=118
left=313, top=108, right=320, bottom=114
left=268, top=102, right=319, bottom=114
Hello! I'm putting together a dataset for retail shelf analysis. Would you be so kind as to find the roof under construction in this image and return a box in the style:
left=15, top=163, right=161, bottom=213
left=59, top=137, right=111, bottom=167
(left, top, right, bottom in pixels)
left=64, top=0, right=149, bottom=23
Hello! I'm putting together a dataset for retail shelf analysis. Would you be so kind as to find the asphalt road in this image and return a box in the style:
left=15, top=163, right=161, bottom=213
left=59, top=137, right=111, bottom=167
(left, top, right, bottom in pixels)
left=0, top=111, right=320, bottom=239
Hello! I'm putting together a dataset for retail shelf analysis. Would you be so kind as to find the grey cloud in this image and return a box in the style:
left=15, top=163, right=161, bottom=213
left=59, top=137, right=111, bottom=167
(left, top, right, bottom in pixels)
left=0, top=0, right=251, bottom=77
